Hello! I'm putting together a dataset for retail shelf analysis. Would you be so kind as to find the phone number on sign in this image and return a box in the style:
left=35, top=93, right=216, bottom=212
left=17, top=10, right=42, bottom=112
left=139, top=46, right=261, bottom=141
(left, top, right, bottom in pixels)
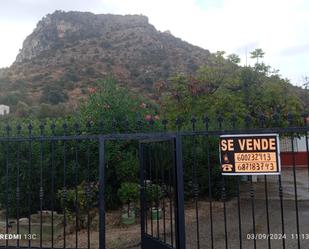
left=235, top=153, right=275, bottom=162
left=236, top=162, right=276, bottom=171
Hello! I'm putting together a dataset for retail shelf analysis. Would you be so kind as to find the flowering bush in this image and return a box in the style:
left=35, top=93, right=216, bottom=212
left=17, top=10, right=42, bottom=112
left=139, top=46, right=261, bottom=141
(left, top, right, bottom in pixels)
left=80, top=77, right=159, bottom=133
left=80, top=78, right=160, bottom=208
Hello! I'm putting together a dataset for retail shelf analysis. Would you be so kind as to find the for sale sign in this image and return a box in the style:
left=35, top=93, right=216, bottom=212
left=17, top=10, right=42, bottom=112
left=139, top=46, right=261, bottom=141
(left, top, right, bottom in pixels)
left=219, top=134, right=281, bottom=175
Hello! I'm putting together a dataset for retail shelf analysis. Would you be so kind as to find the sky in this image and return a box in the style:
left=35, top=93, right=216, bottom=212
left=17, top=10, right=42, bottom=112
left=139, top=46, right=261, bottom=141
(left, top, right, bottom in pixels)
left=0, top=0, right=309, bottom=86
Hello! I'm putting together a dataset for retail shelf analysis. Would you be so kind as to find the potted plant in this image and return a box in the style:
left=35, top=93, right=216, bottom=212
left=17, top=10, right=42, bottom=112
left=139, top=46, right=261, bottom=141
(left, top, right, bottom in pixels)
left=117, top=182, right=140, bottom=225
left=145, top=183, right=164, bottom=220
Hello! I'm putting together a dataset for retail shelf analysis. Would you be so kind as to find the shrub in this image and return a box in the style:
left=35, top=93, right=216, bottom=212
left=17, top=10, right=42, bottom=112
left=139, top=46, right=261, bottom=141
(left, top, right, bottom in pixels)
left=57, top=181, right=99, bottom=230
left=15, top=101, right=30, bottom=117
left=145, top=183, right=164, bottom=207
left=118, top=182, right=139, bottom=204
left=41, top=85, right=68, bottom=105
left=0, top=91, right=23, bottom=106
left=182, top=136, right=238, bottom=200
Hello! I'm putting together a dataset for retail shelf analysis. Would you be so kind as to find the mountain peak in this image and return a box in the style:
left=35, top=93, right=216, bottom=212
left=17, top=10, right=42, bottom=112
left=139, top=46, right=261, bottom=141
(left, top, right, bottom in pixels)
left=16, top=11, right=151, bottom=63
left=2, top=11, right=211, bottom=109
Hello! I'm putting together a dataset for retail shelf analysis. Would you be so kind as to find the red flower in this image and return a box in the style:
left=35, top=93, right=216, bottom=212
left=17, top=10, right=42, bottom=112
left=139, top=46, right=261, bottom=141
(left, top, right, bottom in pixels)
left=88, top=87, right=96, bottom=94
left=145, top=114, right=152, bottom=121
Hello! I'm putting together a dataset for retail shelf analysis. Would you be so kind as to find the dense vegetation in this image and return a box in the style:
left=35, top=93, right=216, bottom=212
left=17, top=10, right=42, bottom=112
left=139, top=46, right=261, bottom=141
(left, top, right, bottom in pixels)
left=0, top=50, right=308, bottom=220
left=159, top=50, right=305, bottom=125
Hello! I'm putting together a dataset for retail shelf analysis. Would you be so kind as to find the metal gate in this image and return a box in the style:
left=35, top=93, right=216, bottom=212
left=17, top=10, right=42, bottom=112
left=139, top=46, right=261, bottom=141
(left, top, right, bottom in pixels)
left=0, top=113, right=308, bottom=249
left=139, top=136, right=186, bottom=249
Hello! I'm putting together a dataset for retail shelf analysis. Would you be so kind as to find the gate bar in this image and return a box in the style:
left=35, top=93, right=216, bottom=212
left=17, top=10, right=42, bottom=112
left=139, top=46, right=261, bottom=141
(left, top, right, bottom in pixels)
left=99, top=136, right=106, bottom=249
left=139, top=143, right=146, bottom=246
left=175, top=135, right=186, bottom=249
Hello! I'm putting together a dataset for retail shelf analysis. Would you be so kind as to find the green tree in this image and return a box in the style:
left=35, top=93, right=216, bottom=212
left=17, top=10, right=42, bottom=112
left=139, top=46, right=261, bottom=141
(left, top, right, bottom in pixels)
left=227, top=53, right=241, bottom=64
left=161, top=51, right=243, bottom=123
left=301, top=76, right=309, bottom=110
left=15, top=101, right=30, bottom=117
left=250, top=48, right=265, bottom=64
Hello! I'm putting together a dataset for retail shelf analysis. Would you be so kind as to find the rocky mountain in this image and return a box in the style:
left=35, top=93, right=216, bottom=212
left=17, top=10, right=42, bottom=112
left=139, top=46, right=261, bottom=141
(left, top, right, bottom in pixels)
left=0, top=10, right=211, bottom=111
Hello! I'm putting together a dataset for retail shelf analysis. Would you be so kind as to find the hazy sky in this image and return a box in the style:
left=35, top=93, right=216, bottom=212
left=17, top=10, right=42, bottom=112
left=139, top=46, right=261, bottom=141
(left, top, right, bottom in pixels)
left=0, top=0, right=308, bottom=86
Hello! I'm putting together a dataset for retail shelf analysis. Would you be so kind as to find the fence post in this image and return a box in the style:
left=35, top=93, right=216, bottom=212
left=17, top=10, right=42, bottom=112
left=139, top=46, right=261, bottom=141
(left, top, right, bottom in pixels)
left=139, top=142, right=146, bottom=249
left=99, top=135, right=106, bottom=249
left=175, top=134, right=186, bottom=249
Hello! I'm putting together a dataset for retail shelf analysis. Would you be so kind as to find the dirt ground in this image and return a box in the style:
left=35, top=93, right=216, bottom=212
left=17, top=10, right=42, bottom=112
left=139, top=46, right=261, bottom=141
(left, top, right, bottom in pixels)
left=1, top=168, right=308, bottom=249
left=107, top=168, right=309, bottom=249
left=186, top=168, right=309, bottom=249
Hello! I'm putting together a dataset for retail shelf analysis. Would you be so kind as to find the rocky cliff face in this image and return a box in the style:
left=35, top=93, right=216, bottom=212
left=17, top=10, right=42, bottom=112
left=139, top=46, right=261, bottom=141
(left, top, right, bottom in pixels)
left=16, top=11, right=151, bottom=62
left=1, top=10, right=211, bottom=109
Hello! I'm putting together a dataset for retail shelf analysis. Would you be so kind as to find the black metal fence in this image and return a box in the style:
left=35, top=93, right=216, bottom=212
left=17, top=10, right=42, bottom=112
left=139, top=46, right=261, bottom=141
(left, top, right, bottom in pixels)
left=0, top=113, right=308, bottom=249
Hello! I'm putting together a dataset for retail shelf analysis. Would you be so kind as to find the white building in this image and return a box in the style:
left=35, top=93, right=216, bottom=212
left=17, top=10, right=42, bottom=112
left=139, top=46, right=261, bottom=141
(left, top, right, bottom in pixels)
left=0, top=105, right=9, bottom=115
left=280, top=136, right=308, bottom=152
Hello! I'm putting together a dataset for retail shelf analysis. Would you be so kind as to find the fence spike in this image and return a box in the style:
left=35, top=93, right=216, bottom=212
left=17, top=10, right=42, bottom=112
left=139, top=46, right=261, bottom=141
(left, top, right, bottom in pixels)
left=62, top=123, right=68, bottom=135
left=112, top=117, right=117, bottom=131
left=191, top=115, right=197, bottom=131
left=258, top=113, right=266, bottom=128
left=39, top=123, right=45, bottom=135
left=99, top=118, right=104, bottom=133
left=50, top=122, right=56, bottom=135
left=273, top=112, right=280, bottom=127
left=136, top=114, right=143, bottom=131
left=217, top=114, right=223, bottom=130
left=28, top=123, right=33, bottom=136
left=203, top=114, right=210, bottom=131
left=245, top=114, right=252, bottom=128
left=125, top=116, right=130, bottom=132
left=86, top=121, right=92, bottom=133
left=16, top=124, right=22, bottom=135
left=175, top=116, right=182, bottom=131
left=287, top=112, right=294, bottom=126
left=301, top=112, right=308, bottom=126
left=73, top=122, right=80, bottom=134
left=231, top=114, right=237, bottom=129
left=161, top=118, right=168, bottom=131
left=149, top=117, right=155, bottom=130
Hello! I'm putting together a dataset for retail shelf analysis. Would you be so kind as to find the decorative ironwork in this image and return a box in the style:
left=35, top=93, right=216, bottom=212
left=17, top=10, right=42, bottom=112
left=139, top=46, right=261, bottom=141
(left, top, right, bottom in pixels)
left=0, top=113, right=307, bottom=249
